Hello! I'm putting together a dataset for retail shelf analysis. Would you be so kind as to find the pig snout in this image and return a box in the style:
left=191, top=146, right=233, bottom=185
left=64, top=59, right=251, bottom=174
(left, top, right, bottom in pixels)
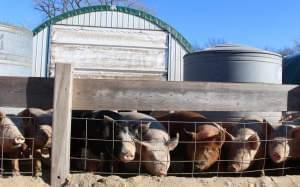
left=228, top=164, right=241, bottom=172
left=14, top=136, right=25, bottom=145
left=158, top=169, right=167, bottom=177
left=268, top=138, right=290, bottom=163
left=271, top=152, right=282, bottom=163
left=152, top=162, right=168, bottom=176
left=227, top=160, right=251, bottom=172
left=269, top=147, right=289, bottom=163
left=119, top=151, right=135, bottom=163
left=194, top=161, right=209, bottom=171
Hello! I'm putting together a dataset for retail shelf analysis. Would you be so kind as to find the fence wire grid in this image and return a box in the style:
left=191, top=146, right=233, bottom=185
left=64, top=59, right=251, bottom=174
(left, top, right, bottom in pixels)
left=69, top=114, right=300, bottom=177
left=0, top=115, right=39, bottom=176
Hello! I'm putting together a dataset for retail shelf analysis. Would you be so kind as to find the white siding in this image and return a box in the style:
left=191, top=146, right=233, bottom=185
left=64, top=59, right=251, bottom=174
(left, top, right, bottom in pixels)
left=50, top=25, right=168, bottom=80
left=168, top=37, right=188, bottom=81
left=32, top=27, right=49, bottom=77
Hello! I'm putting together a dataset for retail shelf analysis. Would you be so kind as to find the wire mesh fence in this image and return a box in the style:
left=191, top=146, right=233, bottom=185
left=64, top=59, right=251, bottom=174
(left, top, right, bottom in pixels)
left=0, top=115, right=36, bottom=176
left=1, top=110, right=300, bottom=178
left=69, top=112, right=300, bottom=177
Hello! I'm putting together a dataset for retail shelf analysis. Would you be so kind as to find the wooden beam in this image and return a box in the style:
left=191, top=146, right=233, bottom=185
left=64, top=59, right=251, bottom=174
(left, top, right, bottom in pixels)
left=73, top=79, right=300, bottom=112
left=51, top=63, right=73, bottom=186
left=0, top=77, right=53, bottom=108
left=0, top=76, right=300, bottom=112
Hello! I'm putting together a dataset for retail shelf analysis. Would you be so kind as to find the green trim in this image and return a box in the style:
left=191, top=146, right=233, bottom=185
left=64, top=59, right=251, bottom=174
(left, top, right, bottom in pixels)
left=33, top=5, right=192, bottom=52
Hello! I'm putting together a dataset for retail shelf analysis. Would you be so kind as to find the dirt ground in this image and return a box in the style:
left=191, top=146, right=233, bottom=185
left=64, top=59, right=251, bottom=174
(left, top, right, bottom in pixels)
left=1, top=174, right=300, bottom=187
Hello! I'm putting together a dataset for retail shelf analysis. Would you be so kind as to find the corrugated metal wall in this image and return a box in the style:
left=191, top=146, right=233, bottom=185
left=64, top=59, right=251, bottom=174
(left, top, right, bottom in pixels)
left=32, top=7, right=190, bottom=81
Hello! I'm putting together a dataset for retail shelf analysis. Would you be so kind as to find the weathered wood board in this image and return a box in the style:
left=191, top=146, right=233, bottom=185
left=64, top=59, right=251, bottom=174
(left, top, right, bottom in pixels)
left=51, top=63, right=73, bottom=186
left=50, top=25, right=168, bottom=80
left=0, top=77, right=300, bottom=112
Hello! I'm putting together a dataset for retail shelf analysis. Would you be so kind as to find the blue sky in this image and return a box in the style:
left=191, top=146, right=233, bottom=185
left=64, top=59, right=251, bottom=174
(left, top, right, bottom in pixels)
left=0, top=0, right=299, bottom=50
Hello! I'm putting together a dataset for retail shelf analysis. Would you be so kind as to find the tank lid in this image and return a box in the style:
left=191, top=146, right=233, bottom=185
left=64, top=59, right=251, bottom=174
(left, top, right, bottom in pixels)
left=189, top=44, right=281, bottom=57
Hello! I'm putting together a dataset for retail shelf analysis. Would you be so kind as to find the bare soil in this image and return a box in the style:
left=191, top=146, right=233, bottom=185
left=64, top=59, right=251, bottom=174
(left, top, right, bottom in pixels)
left=1, top=174, right=299, bottom=187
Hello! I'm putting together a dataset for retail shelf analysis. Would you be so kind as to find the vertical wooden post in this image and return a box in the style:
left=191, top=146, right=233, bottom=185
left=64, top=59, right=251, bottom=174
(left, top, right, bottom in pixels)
left=51, top=63, right=73, bottom=186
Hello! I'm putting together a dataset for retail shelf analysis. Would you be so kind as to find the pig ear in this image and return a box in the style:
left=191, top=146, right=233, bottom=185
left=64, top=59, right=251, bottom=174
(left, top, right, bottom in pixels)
left=103, top=115, right=114, bottom=125
left=224, top=131, right=235, bottom=141
left=166, top=133, right=179, bottom=151
left=139, top=121, right=151, bottom=133
left=291, top=127, right=300, bottom=139
left=184, top=128, right=196, bottom=140
left=134, top=138, right=153, bottom=150
left=248, top=134, right=260, bottom=150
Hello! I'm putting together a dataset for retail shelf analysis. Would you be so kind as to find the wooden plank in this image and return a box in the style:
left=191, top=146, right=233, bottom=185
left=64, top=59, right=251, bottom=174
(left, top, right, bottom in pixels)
left=0, top=76, right=53, bottom=108
left=51, top=63, right=73, bottom=186
left=0, top=76, right=300, bottom=112
left=72, top=79, right=300, bottom=112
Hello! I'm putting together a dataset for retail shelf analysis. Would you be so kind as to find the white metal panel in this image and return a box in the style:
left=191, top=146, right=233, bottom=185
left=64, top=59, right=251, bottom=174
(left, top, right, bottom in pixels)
left=51, top=44, right=167, bottom=70
left=54, top=11, right=163, bottom=31
left=73, top=15, right=79, bottom=25
left=50, top=25, right=168, bottom=80
left=107, top=11, right=112, bottom=27
left=90, top=12, right=96, bottom=26
left=95, top=12, right=101, bottom=27
left=122, top=12, right=129, bottom=28
left=66, top=17, right=73, bottom=25
left=111, top=11, right=118, bottom=28
left=33, top=9, right=190, bottom=80
left=128, top=14, right=134, bottom=29
left=51, top=25, right=168, bottom=49
left=100, top=12, right=107, bottom=27
left=40, top=27, right=49, bottom=77
left=168, top=37, right=188, bottom=81
left=32, top=32, right=37, bottom=75
left=83, top=13, right=90, bottom=26
left=61, top=19, right=67, bottom=24
left=33, top=29, right=43, bottom=76
left=32, top=27, right=49, bottom=77
left=78, top=15, right=84, bottom=25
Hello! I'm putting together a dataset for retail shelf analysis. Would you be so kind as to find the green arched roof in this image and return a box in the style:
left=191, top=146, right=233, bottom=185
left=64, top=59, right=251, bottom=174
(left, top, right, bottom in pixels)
left=33, top=5, right=192, bottom=52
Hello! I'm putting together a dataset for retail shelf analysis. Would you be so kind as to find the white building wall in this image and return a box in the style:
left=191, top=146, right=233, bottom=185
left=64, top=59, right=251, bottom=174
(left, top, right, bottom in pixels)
left=32, top=9, right=189, bottom=81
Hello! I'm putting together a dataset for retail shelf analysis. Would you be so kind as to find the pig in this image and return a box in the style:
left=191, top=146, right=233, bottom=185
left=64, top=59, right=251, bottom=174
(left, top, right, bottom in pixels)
left=224, top=115, right=272, bottom=174
left=119, top=112, right=179, bottom=176
left=71, top=110, right=138, bottom=173
left=0, top=111, right=26, bottom=176
left=19, top=108, right=53, bottom=177
left=268, top=122, right=300, bottom=164
left=157, top=111, right=227, bottom=173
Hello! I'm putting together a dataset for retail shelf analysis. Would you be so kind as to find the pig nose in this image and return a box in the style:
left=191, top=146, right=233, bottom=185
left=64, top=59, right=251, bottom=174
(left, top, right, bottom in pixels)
left=14, top=136, right=25, bottom=144
left=158, top=169, right=167, bottom=176
left=272, top=152, right=282, bottom=162
left=119, top=152, right=134, bottom=162
left=228, top=164, right=240, bottom=172
left=194, top=162, right=206, bottom=171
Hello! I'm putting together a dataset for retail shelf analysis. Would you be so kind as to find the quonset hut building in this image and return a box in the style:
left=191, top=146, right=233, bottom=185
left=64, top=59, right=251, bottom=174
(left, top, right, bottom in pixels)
left=32, top=5, right=192, bottom=81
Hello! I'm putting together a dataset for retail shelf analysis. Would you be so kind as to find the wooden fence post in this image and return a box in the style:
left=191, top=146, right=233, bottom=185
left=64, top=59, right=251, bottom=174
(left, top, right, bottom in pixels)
left=51, top=63, right=73, bottom=186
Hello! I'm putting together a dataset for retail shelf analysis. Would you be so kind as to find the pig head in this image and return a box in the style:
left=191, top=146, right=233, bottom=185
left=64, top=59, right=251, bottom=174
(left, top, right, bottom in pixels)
left=0, top=111, right=25, bottom=151
left=158, top=111, right=226, bottom=171
left=268, top=123, right=300, bottom=163
left=225, top=116, right=272, bottom=172
left=120, top=112, right=179, bottom=176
